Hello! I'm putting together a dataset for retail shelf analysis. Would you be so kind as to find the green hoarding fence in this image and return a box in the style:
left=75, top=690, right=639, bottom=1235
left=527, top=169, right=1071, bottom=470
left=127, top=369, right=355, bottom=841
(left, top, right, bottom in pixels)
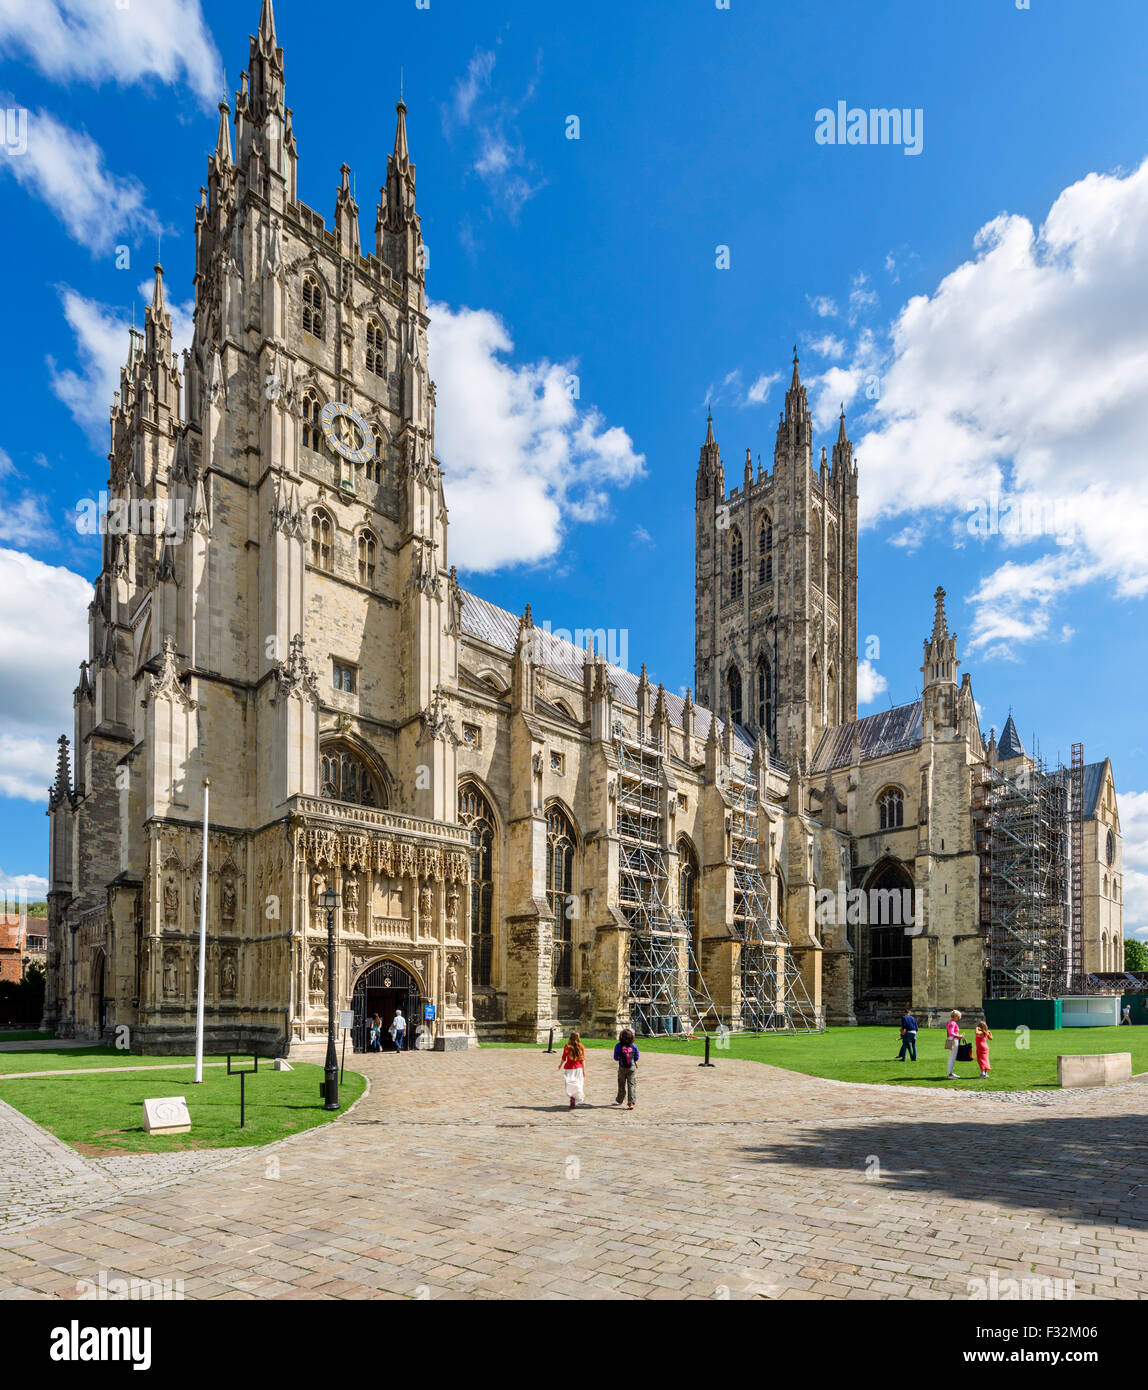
left=981, top=998, right=1062, bottom=1030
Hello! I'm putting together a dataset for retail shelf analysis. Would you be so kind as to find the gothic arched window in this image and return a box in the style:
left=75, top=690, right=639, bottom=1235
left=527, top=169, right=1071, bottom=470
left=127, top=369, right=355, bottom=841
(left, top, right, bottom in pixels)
left=320, top=743, right=384, bottom=807
left=369, top=431, right=385, bottom=484
left=366, top=319, right=386, bottom=377
left=811, top=510, right=824, bottom=588
left=827, top=521, right=838, bottom=595
left=310, top=508, right=333, bottom=571
left=546, top=804, right=577, bottom=988
left=758, top=516, right=773, bottom=582
left=302, top=389, right=322, bottom=451
left=729, top=527, right=743, bottom=600
left=302, top=275, right=325, bottom=340
left=358, top=528, right=377, bottom=587
left=879, top=787, right=904, bottom=830
left=756, top=655, right=771, bottom=735
left=728, top=665, right=743, bottom=727
left=827, top=664, right=838, bottom=727
left=459, top=782, right=496, bottom=988
left=678, top=838, right=699, bottom=927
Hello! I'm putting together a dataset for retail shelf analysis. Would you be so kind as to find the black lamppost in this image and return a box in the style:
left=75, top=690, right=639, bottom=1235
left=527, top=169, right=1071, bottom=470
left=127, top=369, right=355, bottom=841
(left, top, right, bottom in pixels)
left=319, top=888, right=340, bottom=1110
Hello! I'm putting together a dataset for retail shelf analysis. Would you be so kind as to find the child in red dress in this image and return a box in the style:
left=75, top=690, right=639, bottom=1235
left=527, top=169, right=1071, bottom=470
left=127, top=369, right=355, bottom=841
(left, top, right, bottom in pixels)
left=974, top=1021, right=992, bottom=1078
left=559, top=1030, right=586, bottom=1108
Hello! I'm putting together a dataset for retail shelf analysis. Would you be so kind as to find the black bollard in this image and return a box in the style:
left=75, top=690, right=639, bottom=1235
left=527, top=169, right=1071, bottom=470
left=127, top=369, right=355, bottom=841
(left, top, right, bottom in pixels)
left=699, top=1032, right=715, bottom=1067
left=545, top=1026, right=555, bottom=1054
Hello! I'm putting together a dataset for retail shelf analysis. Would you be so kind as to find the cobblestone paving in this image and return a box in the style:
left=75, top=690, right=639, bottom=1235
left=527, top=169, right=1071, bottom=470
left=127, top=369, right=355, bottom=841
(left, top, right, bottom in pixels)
left=0, top=1048, right=1145, bottom=1301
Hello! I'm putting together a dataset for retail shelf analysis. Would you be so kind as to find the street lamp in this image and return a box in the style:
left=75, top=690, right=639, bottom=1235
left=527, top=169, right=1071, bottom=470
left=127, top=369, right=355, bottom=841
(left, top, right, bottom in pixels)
left=318, top=888, right=340, bottom=1111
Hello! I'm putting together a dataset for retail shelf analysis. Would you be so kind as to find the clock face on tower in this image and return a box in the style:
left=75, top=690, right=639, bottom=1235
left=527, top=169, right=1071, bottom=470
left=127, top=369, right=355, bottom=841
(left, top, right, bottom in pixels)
left=319, top=401, right=375, bottom=464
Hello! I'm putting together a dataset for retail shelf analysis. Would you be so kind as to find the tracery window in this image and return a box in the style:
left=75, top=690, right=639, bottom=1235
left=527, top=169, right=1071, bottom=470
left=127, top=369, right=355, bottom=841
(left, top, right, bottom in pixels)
left=302, top=275, right=325, bottom=340
left=546, top=805, right=576, bottom=988
left=756, top=656, right=771, bottom=735
left=459, top=782, right=496, bottom=988
left=358, top=528, right=377, bottom=586
left=758, top=516, right=773, bottom=582
left=320, top=743, right=383, bottom=807
left=678, top=838, right=699, bottom=928
left=310, top=508, right=333, bottom=571
left=366, top=319, right=386, bottom=377
left=302, top=390, right=322, bottom=451
left=729, top=526, right=743, bottom=600
left=879, top=788, right=904, bottom=830
left=728, top=665, right=743, bottom=727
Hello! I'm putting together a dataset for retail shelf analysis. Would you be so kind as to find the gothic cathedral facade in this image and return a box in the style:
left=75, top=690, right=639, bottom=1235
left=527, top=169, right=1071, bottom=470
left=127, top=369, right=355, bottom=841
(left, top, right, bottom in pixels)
left=43, top=0, right=1124, bottom=1051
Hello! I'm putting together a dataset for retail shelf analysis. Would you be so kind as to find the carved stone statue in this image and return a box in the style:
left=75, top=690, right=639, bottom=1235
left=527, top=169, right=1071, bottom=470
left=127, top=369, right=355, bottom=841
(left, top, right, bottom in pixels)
left=221, top=878, right=236, bottom=925
left=309, top=950, right=326, bottom=993
left=419, top=884, right=433, bottom=920
left=163, top=876, right=180, bottom=922
left=344, top=875, right=359, bottom=917
left=445, top=958, right=459, bottom=1007
left=221, top=952, right=237, bottom=996
left=446, top=887, right=460, bottom=931
left=163, top=949, right=178, bottom=998
left=311, top=875, right=327, bottom=909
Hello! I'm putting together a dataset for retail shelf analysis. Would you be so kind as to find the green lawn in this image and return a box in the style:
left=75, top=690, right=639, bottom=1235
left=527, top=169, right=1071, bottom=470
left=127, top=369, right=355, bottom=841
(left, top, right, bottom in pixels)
left=0, top=1045, right=231, bottom=1074
left=0, top=1061, right=366, bottom=1154
left=0, top=1029, right=53, bottom=1042
left=484, top=1025, right=1148, bottom=1091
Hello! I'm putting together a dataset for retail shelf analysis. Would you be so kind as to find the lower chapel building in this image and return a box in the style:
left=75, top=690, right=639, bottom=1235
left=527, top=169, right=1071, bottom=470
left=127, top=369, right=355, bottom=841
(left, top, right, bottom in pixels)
left=43, top=1, right=1124, bottom=1051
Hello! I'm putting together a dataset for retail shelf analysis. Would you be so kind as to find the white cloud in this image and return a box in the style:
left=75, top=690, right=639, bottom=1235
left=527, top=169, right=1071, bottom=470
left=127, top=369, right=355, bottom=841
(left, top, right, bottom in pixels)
left=746, top=371, right=782, bottom=405
left=856, top=157, right=1148, bottom=653
left=0, top=548, right=91, bottom=801
left=857, top=659, right=888, bottom=705
left=0, top=493, right=54, bottom=545
left=50, top=284, right=193, bottom=446
left=807, top=334, right=846, bottom=360
left=0, top=0, right=221, bottom=105
left=428, top=300, right=645, bottom=571
left=0, top=870, right=49, bottom=901
left=1119, top=789, right=1148, bottom=940
left=848, top=272, right=879, bottom=321
left=807, top=295, right=838, bottom=318
left=0, top=105, right=163, bottom=253
left=442, top=48, right=543, bottom=221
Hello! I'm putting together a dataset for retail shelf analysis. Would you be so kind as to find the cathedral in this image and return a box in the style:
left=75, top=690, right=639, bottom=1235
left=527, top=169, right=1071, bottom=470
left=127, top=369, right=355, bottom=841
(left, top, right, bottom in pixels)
left=43, top=0, right=1124, bottom=1052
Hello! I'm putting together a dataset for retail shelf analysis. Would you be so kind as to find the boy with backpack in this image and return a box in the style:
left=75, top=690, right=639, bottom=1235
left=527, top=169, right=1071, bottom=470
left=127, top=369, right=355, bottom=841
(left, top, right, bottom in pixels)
left=613, top=1027, right=640, bottom=1109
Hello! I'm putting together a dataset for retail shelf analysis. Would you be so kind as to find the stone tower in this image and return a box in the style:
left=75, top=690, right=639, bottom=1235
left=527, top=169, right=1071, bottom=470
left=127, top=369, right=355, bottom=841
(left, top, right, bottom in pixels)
left=694, top=352, right=858, bottom=768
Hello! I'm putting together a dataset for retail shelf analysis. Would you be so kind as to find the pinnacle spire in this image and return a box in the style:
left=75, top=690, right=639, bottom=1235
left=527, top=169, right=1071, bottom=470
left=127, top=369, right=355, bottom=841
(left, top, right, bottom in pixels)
left=393, top=96, right=410, bottom=166
left=215, top=100, right=232, bottom=165
left=151, top=263, right=165, bottom=313
left=931, top=585, right=948, bottom=643
left=258, top=0, right=277, bottom=45
left=704, top=410, right=715, bottom=447
left=791, top=345, right=801, bottom=390
left=837, top=404, right=847, bottom=443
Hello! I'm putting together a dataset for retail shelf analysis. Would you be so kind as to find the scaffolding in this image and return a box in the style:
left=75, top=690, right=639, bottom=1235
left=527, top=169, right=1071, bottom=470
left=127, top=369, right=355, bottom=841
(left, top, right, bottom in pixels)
left=1068, top=743, right=1085, bottom=993
left=974, top=752, right=1070, bottom=999
left=727, top=755, right=823, bottom=1033
left=614, top=729, right=719, bottom=1036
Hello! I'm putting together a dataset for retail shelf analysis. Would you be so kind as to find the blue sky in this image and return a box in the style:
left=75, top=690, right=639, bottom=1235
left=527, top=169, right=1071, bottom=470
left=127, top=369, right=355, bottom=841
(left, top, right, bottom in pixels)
left=0, top=0, right=1145, bottom=928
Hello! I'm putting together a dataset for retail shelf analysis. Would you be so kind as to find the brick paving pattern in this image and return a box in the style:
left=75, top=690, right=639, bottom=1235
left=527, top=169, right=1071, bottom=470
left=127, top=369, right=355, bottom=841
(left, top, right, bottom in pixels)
left=0, top=1048, right=1145, bottom=1300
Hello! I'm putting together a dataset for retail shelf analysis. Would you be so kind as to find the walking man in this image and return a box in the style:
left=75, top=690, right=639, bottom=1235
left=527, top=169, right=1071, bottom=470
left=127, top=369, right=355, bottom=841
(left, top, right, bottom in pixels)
left=389, top=1008, right=407, bottom=1052
left=897, top=1009, right=918, bottom=1061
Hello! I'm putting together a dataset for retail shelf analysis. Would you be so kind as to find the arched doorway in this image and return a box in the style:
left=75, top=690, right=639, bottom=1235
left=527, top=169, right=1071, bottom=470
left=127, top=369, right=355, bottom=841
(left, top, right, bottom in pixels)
left=854, top=859, right=915, bottom=1015
left=351, top=958, right=423, bottom=1052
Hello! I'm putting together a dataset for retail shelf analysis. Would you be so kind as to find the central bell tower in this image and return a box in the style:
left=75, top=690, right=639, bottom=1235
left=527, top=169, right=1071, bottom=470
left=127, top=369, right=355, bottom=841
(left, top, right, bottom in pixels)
left=694, top=352, right=859, bottom=769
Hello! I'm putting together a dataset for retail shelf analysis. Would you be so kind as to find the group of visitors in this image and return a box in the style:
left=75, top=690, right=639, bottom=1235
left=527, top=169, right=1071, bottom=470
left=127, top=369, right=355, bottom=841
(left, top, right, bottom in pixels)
left=897, top=1008, right=993, bottom=1078
left=368, top=1010, right=407, bottom=1052
left=559, top=1028, right=640, bottom=1109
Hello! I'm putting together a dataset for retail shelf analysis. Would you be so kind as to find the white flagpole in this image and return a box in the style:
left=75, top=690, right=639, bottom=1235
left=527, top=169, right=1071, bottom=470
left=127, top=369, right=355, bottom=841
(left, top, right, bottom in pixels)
left=194, top=778, right=210, bottom=1083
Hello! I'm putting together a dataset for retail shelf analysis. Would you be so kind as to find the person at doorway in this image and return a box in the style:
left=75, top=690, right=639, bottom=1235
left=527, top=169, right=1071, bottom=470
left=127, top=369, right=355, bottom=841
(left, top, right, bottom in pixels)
left=559, top=1030, right=586, bottom=1109
left=389, top=1008, right=407, bottom=1052
left=613, top=1027, right=639, bottom=1109
left=1121, top=1004, right=1132, bottom=1025
left=945, top=1009, right=962, bottom=1078
left=370, top=1014, right=382, bottom=1052
left=974, top=1020, right=993, bottom=1078
left=897, top=1009, right=918, bottom=1061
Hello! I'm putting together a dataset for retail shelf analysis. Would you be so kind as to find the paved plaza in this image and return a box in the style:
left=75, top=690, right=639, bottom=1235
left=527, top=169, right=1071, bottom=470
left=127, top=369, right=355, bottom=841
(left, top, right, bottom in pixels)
left=1, top=1047, right=1146, bottom=1300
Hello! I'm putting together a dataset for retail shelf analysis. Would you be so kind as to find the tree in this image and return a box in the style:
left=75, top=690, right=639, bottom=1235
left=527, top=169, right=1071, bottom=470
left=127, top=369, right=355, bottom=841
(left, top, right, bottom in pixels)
left=1124, top=938, right=1148, bottom=972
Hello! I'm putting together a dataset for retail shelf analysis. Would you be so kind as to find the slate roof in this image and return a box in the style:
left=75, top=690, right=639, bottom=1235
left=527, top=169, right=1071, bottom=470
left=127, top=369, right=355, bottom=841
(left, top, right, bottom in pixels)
left=996, top=712, right=1026, bottom=761
left=459, top=589, right=781, bottom=768
left=1081, top=760, right=1108, bottom=820
left=811, top=700, right=923, bottom=774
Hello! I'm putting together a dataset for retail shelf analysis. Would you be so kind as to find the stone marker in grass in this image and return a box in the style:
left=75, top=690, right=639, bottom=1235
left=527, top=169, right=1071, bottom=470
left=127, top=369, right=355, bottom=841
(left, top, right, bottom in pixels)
left=142, top=1096, right=191, bottom=1135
